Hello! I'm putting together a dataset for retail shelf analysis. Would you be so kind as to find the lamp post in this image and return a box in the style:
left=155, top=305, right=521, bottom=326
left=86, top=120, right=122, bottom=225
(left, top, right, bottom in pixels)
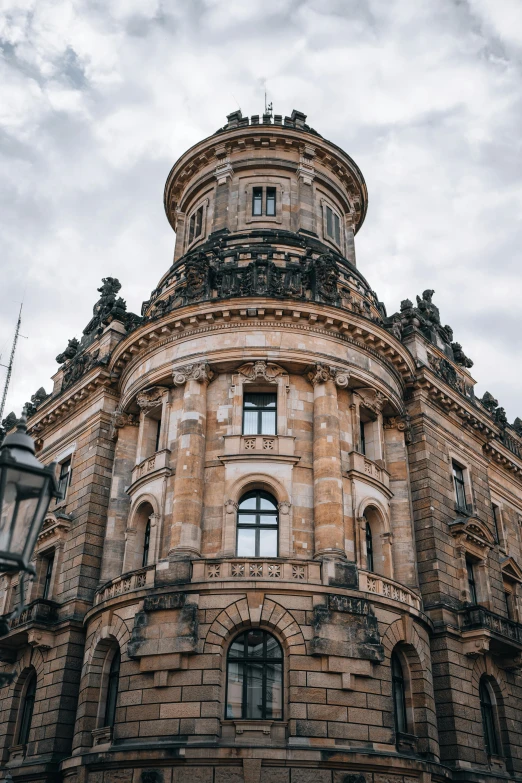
left=0, top=413, right=60, bottom=680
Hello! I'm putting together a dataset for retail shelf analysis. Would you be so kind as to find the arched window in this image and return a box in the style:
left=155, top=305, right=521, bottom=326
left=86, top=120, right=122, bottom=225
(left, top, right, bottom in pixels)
left=237, top=491, right=278, bottom=557
left=365, top=520, right=374, bottom=572
left=226, top=630, right=283, bottom=720
left=18, top=673, right=36, bottom=746
left=104, top=649, right=120, bottom=728
left=142, top=518, right=151, bottom=568
left=392, top=652, right=408, bottom=737
left=480, top=678, right=500, bottom=756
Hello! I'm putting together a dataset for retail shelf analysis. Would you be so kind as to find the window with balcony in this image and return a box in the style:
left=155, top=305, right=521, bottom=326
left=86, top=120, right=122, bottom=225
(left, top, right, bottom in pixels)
left=18, top=672, right=36, bottom=747
left=236, top=491, right=278, bottom=558
left=243, top=392, right=277, bottom=435
left=103, top=649, right=120, bottom=728
left=452, top=461, right=467, bottom=511
left=226, top=629, right=283, bottom=720
left=480, top=678, right=500, bottom=757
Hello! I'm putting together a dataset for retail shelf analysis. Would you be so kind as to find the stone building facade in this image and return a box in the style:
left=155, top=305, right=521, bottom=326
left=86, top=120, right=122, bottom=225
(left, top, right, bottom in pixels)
left=1, top=108, right=522, bottom=783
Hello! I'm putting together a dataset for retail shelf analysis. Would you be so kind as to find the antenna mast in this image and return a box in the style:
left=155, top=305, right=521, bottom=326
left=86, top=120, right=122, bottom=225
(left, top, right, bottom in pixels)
left=0, top=304, right=23, bottom=423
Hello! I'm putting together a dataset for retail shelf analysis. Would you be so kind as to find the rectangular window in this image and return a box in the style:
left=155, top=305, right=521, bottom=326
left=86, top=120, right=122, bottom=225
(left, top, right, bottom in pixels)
left=243, top=392, right=277, bottom=435
left=42, top=554, right=54, bottom=600
left=359, top=419, right=366, bottom=456
left=57, top=458, right=72, bottom=501
left=452, top=462, right=467, bottom=511
left=266, top=187, right=276, bottom=216
left=188, top=206, right=203, bottom=243
left=466, top=558, right=478, bottom=604
left=492, top=503, right=501, bottom=544
left=504, top=591, right=512, bottom=620
left=252, top=187, right=263, bottom=216
left=154, top=418, right=162, bottom=453
left=188, top=212, right=195, bottom=243
left=326, top=205, right=341, bottom=245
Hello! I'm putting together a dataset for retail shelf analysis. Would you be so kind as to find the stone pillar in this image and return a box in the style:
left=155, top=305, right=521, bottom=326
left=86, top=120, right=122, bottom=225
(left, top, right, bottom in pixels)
left=308, top=364, right=349, bottom=560
left=100, top=411, right=139, bottom=582
left=169, top=362, right=214, bottom=559
left=383, top=415, right=418, bottom=588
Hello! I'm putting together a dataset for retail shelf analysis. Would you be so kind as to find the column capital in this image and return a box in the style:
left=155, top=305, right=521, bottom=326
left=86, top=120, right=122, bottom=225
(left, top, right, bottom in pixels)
left=306, top=363, right=350, bottom=388
left=173, top=362, right=214, bottom=387
left=383, top=414, right=411, bottom=441
left=109, top=409, right=139, bottom=440
left=136, top=386, right=169, bottom=412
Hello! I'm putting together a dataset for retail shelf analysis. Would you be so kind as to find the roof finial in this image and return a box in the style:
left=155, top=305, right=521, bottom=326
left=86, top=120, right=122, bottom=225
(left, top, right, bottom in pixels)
left=264, top=90, right=273, bottom=116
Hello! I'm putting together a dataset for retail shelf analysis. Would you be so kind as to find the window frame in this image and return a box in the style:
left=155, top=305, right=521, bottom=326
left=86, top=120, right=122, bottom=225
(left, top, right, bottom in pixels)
left=57, top=457, right=72, bottom=503
left=225, top=629, right=284, bottom=721
left=391, top=651, right=408, bottom=738
left=479, top=678, right=500, bottom=757
left=236, top=490, right=279, bottom=558
left=185, top=200, right=208, bottom=250
left=244, top=183, right=283, bottom=225
left=242, top=391, right=278, bottom=436
left=365, top=520, right=374, bottom=572
left=466, top=557, right=478, bottom=604
left=142, top=518, right=151, bottom=568
left=321, top=200, right=343, bottom=249
left=452, top=461, right=468, bottom=511
left=42, top=552, right=55, bottom=600
left=18, top=673, right=36, bottom=746
left=103, top=649, right=120, bottom=729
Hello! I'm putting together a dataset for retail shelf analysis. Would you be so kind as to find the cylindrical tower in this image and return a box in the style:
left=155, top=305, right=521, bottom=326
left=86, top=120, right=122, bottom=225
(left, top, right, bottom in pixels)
left=71, top=109, right=438, bottom=782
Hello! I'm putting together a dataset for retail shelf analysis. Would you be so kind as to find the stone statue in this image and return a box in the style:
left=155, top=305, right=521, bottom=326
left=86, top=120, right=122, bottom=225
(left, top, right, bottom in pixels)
left=56, top=337, right=80, bottom=364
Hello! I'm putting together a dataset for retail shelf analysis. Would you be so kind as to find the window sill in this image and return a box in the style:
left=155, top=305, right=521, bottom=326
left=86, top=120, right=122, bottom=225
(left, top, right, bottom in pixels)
left=396, top=732, right=418, bottom=753
left=221, top=719, right=287, bottom=742
left=91, top=726, right=113, bottom=747
left=245, top=215, right=282, bottom=226
left=7, top=744, right=26, bottom=763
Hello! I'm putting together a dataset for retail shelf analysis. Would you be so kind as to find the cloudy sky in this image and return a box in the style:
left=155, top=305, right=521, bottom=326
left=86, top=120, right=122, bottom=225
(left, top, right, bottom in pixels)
left=1, top=0, right=521, bottom=421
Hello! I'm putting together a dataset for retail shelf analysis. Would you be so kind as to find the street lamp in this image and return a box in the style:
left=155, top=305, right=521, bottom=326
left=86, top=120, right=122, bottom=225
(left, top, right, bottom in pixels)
left=0, top=414, right=60, bottom=642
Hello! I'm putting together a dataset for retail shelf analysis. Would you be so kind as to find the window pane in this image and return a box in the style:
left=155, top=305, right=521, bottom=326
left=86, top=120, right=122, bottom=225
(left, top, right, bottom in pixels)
left=226, top=661, right=244, bottom=718
left=266, top=188, right=276, bottom=216
left=229, top=635, right=245, bottom=658
left=259, top=514, right=277, bottom=526
left=261, top=411, right=276, bottom=435
left=245, top=662, right=264, bottom=719
left=238, top=514, right=255, bottom=525
left=243, top=410, right=258, bottom=435
left=266, top=663, right=283, bottom=719
left=246, top=629, right=265, bottom=657
left=259, top=528, right=278, bottom=557
left=259, top=495, right=277, bottom=511
left=334, top=212, right=340, bottom=245
left=189, top=213, right=195, bottom=243
left=237, top=528, right=256, bottom=556
left=252, top=188, right=262, bottom=216
left=326, top=206, right=333, bottom=238
left=238, top=495, right=257, bottom=510
left=266, top=635, right=282, bottom=659
left=244, top=393, right=276, bottom=408
left=195, top=206, right=203, bottom=237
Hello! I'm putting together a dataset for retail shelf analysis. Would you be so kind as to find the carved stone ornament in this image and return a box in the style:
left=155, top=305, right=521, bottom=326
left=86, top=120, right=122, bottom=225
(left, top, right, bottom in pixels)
left=357, top=389, right=387, bottom=415
left=136, top=386, right=168, bottom=412
left=383, top=414, right=412, bottom=442
left=306, top=363, right=350, bottom=388
left=109, top=410, right=138, bottom=440
left=224, top=499, right=238, bottom=514
left=278, top=501, right=291, bottom=515
left=238, top=361, right=284, bottom=382
left=172, top=362, right=214, bottom=386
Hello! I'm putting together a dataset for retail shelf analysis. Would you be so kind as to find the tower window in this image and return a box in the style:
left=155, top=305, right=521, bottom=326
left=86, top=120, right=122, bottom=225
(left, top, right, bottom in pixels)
left=252, top=187, right=263, bottom=216
left=142, top=518, right=151, bottom=568
left=18, top=674, right=36, bottom=746
left=266, top=188, right=276, bottom=216
left=226, top=630, right=283, bottom=720
left=243, top=392, right=277, bottom=435
left=479, top=679, right=500, bottom=756
left=365, top=521, right=374, bottom=572
left=466, top=558, right=478, bottom=604
left=104, top=650, right=120, bottom=728
left=42, top=554, right=54, bottom=600
left=391, top=652, right=408, bottom=737
left=452, top=462, right=467, bottom=511
left=237, top=491, right=278, bottom=558
left=57, top=458, right=72, bottom=501
left=325, top=205, right=341, bottom=245
left=188, top=206, right=204, bottom=243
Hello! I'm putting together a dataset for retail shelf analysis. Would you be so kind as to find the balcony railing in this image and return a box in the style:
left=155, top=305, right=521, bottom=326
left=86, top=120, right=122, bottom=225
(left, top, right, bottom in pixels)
left=346, top=451, right=390, bottom=489
left=10, top=599, right=59, bottom=629
left=461, top=605, right=522, bottom=646
left=192, top=558, right=322, bottom=584
left=359, top=571, right=422, bottom=611
left=221, top=435, right=296, bottom=458
left=95, top=565, right=155, bottom=606
left=131, top=449, right=170, bottom=485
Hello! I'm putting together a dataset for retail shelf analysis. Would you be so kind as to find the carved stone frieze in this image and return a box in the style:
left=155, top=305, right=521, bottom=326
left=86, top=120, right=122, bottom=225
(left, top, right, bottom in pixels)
left=172, top=362, right=214, bottom=386
left=237, top=361, right=284, bottom=382
left=136, top=386, right=169, bottom=412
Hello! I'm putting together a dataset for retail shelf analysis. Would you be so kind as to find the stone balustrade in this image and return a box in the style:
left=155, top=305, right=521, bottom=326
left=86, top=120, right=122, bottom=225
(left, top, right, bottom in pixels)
left=346, top=450, right=390, bottom=489
left=131, top=449, right=170, bottom=485
left=10, top=599, right=59, bottom=629
left=359, top=570, right=422, bottom=611
left=221, top=434, right=296, bottom=458
left=192, top=558, right=322, bottom=584
left=94, top=565, right=155, bottom=606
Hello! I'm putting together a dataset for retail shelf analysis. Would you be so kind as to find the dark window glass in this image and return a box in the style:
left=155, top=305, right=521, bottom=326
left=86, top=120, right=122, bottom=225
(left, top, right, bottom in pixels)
left=18, top=674, right=36, bottom=746
left=365, top=521, right=374, bottom=572
left=392, top=652, right=408, bottom=736
left=504, top=591, right=512, bottom=619
left=359, top=419, right=366, bottom=455
left=237, top=491, right=278, bottom=558
left=57, top=458, right=72, bottom=500
left=243, top=392, right=277, bottom=435
left=492, top=504, right=501, bottom=543
left=453, top=462, right=467, bottom=510
left=142, top=519, right=151, bottom=568
left=480, top=679, right=499, bottom=756
left=42, top=554, right=54, bottom=600
left=333, top=212, right=341, bottom=245
left=326, top=205, right=341, bottom=244
left=104, top=650, right=120, bottom=728
left=226, top=630, right=283, bottom=720
left=252, top=187, right=263, bottom=216
left=154, top=418, right=162, bottom=452
left=195, top=206, right=203, bottom=237
left=266, top=187, right=276, bottom=216
left=466, top=558, right=478, bottom=604
left=188, top=212, right=195, bottom=243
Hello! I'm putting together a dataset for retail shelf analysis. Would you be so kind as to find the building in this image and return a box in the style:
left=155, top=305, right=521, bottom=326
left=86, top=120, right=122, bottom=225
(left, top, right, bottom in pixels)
left=1, top=108, right=522, bottom=783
